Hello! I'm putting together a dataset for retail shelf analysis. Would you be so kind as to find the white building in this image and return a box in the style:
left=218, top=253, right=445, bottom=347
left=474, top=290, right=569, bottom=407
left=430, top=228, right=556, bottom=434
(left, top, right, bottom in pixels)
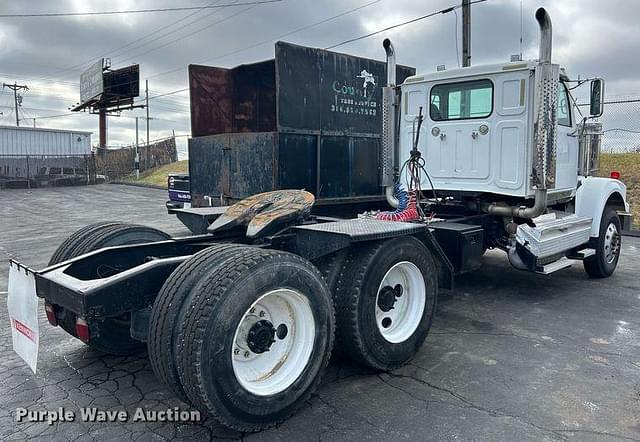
left=0, top=126, right=92, bottom=183
left=0, top=125, right=91, bottom=156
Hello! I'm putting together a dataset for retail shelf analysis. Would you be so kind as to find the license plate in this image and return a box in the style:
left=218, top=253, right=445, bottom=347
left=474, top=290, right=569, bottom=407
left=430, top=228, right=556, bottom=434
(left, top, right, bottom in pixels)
left=7, top=260, right=39, bottom=373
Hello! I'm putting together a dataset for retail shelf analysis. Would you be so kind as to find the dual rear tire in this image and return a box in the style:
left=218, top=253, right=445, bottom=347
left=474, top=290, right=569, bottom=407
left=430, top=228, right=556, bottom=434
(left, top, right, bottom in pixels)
left=48, top=222, right=170, bottom=355
left=148, top=236, right=437, bottom=431
left=148, top=246, right=335, bottom=432
left=328, top=236, right=438, bottom=370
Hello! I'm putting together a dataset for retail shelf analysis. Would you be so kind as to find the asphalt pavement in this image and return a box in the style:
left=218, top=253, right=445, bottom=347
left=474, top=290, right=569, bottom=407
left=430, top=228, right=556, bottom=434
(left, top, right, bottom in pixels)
left=1, top=184, right=639, bottom=441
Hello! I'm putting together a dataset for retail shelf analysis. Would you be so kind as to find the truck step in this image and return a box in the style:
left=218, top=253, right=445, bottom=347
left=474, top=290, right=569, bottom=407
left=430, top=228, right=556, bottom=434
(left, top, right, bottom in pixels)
left=516, top=214, right=592, bottom=259
left=535, top=257, right=573, bottom=275
left=566, top=248, right=596, bottom=260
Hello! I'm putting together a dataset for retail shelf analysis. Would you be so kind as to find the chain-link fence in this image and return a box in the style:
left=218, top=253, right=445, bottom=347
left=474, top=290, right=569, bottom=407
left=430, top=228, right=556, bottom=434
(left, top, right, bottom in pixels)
left=0, top=154, right=97, bottom=189
left=94, top=136, right=178, bottom=180
left=577, top=96, right=640, bottom=153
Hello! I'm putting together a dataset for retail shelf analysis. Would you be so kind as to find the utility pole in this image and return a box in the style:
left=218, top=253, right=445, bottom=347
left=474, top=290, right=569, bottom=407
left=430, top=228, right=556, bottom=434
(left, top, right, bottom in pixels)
left=135, top=116, right=140, bottom=180
left=462, top=0, right=471, bottom=67
left=145, top=80, right=150, bottom=147
left=3, top=82, right=29, bottom=126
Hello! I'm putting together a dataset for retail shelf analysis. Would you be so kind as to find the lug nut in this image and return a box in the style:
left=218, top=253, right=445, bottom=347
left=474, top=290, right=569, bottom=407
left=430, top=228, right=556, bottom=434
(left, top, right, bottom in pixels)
left=234, top=348, right=239, bottom=355
left=244, top=351, right=250, bottom=358
left=259, top=310, right=265, bottom=317
left=250, top=307, right=255, bottom=314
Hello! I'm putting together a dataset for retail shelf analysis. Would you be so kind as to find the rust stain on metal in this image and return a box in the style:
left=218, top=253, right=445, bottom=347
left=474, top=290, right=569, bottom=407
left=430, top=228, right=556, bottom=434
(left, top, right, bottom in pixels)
left=189, top=61, right=276, bottom=137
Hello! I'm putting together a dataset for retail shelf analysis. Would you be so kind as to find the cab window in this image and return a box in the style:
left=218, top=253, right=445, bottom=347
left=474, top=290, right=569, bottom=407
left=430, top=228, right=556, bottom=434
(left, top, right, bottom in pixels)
left=557, top=82, right=572, bottom=127
left=430, top=79, right=493, bottom=121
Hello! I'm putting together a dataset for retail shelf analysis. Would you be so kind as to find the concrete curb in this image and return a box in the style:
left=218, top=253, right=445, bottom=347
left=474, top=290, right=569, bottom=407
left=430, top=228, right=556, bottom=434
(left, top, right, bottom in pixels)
left=109, top=181, right=165, bottom=190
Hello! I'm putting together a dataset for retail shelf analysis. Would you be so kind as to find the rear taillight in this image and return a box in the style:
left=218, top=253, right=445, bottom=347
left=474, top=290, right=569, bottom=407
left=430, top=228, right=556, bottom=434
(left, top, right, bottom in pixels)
left=611, top=171, right=621, bottom=179
left=44, top=302, right=58, bottom=327
left=75, top=318, right=90, bottom=343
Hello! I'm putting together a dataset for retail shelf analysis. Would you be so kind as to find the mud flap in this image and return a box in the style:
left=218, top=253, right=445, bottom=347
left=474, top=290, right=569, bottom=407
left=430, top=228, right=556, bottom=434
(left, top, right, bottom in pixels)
left=7, top=260, right=39, bottom=373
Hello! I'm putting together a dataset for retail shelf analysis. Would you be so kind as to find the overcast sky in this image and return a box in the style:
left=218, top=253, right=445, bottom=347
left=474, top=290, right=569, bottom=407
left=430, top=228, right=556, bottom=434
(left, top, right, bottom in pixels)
left=0, top=0, right=638, bottom=157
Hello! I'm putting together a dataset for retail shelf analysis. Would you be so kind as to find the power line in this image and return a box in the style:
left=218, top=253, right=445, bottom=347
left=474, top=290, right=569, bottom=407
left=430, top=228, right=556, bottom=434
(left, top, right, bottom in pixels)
left=577, top=98, right=640, bottom=106
left=34, top=1, right=226, bottom=82
left=115, top=2, right=257, bottom=65
left=21, top=112, right=80, bottom=121
left=0, top=1, right=251, bottom=87
left=326, top=0, right=488, bottom=50
left=109, top=1, right=233, bottom=64
left=148, top=88, right=190, bottom=100
left=0, top=1, right=283, bottom=18
left=147, top=0, right=382, bottom=80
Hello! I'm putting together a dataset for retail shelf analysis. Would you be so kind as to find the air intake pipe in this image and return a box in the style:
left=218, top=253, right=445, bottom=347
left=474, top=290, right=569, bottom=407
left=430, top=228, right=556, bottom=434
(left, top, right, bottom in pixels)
left=382, top=38, right=399, bottom=208
left=488, top=7, right=556, bottom=219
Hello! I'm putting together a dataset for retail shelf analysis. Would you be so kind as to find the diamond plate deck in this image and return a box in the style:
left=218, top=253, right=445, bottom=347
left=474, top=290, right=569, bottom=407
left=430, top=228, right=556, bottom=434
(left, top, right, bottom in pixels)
left=295, top=218, right=426, bottom=241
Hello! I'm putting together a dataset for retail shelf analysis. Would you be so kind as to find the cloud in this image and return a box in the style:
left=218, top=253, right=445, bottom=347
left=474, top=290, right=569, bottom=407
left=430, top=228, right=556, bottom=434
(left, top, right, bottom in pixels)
left=0, top=0, right=638, bottom=153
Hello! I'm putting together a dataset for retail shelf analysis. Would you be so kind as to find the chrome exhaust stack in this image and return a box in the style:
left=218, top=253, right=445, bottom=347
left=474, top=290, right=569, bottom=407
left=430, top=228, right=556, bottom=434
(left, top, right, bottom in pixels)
left=383, top=38, right=396, bottom=87
left=536, top=7, right=552, bottom=64
left=382, top=38, right=399, bottom=207
left=532, top=7, right=558, bottom=192
left=488, top=7, right=557, bottom=219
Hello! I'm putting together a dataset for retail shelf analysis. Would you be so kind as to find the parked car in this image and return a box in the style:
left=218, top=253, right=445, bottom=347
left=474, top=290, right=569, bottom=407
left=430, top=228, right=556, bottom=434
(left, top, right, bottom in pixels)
left=34, top=167, right=88, bottom=187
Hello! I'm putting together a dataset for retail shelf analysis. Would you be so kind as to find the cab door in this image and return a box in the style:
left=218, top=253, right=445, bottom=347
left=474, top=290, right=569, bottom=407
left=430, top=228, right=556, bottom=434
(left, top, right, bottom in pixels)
left=554, top=82, right=578, bottom=192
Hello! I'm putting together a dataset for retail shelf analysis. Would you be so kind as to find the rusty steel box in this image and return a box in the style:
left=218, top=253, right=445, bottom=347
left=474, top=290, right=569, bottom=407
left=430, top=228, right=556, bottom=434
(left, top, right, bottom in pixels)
left=188, top=41, right=415, bottom=207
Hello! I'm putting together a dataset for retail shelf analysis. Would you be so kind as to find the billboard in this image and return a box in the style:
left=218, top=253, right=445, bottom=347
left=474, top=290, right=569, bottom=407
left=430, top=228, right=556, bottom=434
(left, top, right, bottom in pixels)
left=80, top=59, right=104, bottom=103
left=103, top=65, right=139, bottom=102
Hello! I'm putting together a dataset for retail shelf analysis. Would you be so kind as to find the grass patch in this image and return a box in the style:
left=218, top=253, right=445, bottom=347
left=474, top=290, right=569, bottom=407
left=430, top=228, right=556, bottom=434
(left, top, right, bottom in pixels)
left=600, top=153, right=639, bottom=227
left=122, top=160, right=188, bottom=187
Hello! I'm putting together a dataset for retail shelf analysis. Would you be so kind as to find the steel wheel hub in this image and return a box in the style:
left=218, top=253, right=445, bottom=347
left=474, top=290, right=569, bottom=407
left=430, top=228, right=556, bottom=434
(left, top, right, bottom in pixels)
left=375, top=261, right=426, bottom=344
left=232, top=289, right=315, bottom=396
left=604, top=222, right=621, bottom=264
left=247, top=320, right=276, bottom=354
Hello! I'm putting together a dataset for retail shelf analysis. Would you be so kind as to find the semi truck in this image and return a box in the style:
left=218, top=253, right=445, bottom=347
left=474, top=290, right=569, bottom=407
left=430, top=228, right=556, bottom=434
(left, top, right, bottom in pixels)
left=8, top=8, right=632, bottom=432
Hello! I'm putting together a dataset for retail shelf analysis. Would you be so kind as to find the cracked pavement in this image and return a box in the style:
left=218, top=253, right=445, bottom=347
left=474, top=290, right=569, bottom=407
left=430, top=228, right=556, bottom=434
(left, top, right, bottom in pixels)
left=1, top=184, right=640, bottom=441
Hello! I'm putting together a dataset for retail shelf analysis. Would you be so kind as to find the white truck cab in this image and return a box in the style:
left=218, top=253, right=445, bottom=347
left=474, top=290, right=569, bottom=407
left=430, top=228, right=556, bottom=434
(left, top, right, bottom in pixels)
left=399, top=61, right=581, bottom=200
left=381, top=7, right=631, bottom=277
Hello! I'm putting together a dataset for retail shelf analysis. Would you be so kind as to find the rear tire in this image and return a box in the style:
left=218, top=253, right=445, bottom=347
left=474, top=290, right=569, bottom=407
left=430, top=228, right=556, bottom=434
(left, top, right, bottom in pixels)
left=584, top=208, right=622, bottom=278
left=48, top=222, right=170, bottom=355
left=312, top=249, right=348, bottom=295
left=334, top=236, right=438, bottom=371
left=148, top=243, right=250, bottom=404
left=175, top=248, right=334, bottom=432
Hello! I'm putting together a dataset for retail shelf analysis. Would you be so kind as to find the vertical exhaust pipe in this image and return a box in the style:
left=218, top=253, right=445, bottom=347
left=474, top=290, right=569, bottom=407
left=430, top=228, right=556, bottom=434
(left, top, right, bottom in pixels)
left=383, top=38, right=396, bottom=86
left=489, top=7, right=556, bottom=219
left=532, top=7, right=557, bottom=192
left=382, top=38, right=399, bottom=207
left=536, top=8, right=552, bottom=63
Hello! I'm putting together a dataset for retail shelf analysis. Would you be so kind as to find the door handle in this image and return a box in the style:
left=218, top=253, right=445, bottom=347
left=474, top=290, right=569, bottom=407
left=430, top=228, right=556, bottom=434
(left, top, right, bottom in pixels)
left=440, top=133, right=446, bottom=141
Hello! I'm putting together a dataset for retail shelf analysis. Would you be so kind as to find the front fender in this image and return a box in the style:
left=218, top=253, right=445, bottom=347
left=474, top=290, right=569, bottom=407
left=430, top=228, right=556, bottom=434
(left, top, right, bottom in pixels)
left=575, top=177, right=629, bottom=237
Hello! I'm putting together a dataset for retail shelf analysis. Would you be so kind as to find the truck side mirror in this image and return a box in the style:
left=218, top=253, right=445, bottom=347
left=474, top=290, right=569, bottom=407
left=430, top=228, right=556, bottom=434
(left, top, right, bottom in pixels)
left=590, top=79, right=604, bottom=117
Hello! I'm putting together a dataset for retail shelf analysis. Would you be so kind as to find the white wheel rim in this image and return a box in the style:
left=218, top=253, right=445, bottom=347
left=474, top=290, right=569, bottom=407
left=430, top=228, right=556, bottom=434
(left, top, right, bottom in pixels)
left=604, top=222, right=621, bottom=264
left=231, top=289, right=315, bottom=396
left=375, top=261, right=426, bottom=343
